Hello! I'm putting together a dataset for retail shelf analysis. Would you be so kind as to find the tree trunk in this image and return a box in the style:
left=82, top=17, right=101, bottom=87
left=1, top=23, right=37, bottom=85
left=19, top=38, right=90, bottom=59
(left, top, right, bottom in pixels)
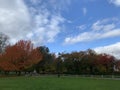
left=18, top=71, right=21, bottom=76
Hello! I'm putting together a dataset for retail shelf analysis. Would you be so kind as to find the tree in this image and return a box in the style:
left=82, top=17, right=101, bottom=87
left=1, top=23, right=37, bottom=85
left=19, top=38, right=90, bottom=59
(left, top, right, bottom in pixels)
left=114, top=60, right=120, bottom=72
left=0, top=33, right=9, bottom=53
left=58, top=52, right=81, bottom=74
left=0, top=40, right=42, bottom=75
left=94, top=54, right=115, bottom=74
left=35, top=46, right=55, bottom=74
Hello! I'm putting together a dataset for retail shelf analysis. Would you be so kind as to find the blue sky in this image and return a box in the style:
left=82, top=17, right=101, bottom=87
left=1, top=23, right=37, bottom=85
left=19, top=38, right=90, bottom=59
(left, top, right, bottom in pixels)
left=0, top=0, right=120, bottom=58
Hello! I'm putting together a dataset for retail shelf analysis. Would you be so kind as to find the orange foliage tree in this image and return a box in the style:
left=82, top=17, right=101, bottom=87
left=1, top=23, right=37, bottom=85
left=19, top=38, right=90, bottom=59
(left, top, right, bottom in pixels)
left=0, top=40, right=42, bottom=73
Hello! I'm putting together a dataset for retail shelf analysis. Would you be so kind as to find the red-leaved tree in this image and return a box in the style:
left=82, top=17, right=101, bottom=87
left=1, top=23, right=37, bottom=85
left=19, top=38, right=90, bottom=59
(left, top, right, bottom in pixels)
left=0, top=40, right=42, bottom=73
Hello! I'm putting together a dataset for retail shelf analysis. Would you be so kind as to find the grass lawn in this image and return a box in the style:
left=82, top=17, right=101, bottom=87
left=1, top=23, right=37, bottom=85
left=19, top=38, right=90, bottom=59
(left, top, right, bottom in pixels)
left=0, top=76, right=120, bottom=90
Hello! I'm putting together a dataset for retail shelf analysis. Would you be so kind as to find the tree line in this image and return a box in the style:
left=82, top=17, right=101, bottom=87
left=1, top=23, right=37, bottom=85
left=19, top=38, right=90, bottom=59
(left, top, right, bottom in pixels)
left=0, top=34, right=120, bottom=75
left=34, top=48, right=120, bottom=75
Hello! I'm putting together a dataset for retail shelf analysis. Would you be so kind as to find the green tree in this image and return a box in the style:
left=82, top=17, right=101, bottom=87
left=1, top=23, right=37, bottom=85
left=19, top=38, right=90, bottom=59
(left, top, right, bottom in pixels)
left=0, top=33, right=9, bottom=53
left=35, top=46, right=55, bottom=74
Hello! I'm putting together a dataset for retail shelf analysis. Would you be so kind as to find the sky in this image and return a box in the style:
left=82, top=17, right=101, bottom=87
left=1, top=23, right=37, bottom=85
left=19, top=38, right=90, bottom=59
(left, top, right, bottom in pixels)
left=0, top=0, right=120, bottom=59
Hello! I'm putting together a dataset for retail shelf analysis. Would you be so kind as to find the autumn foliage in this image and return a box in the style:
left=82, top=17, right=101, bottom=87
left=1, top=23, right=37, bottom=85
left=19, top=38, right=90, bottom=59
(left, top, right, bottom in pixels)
left=55, top=50, right=117, bottom=75
left=0, top=41, right=120, bottom=76
left=0, top=40, right=42, bottom=73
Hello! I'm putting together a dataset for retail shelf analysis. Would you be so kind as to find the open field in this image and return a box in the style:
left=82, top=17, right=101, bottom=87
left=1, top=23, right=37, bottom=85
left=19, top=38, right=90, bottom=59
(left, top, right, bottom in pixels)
left=0, top=76, right=120, bottom=90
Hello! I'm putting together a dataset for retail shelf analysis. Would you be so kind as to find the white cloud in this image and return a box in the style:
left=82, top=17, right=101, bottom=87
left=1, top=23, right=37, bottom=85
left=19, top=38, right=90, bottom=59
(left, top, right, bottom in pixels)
left=94, top=42, right=120, bottom=59
left=64, top=32, right=95, bottom=44
left=91, top=21, right=116, bottom=31
left=109, top=0, right=120, bottom=6
left=64, top=29, right=120, bottom=44
left=31, top=14, right=65, bottom=45
left=82, top=7, right=87, bottom=16
left=29, top=0, right=71, bottom=12
left=64, top=18, right=120, bottom=44
left=77, top=25, right=86, bottom=30
left=0, top=0, right=31, bottom=44
left=0, top=0, right=70, bottom=45
left=25, top=0, right=69, bottom=45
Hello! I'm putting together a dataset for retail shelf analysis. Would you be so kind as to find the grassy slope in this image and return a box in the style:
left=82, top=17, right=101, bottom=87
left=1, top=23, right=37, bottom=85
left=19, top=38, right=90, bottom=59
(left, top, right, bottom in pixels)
left=0, top=76, right=120, bottom=90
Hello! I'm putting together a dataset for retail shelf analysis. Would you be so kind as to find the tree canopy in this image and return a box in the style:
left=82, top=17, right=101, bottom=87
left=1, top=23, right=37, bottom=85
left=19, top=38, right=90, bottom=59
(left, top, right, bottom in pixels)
left=0, top=33, right=9, bottom=53
left=0, top=40, right=42, bottom=74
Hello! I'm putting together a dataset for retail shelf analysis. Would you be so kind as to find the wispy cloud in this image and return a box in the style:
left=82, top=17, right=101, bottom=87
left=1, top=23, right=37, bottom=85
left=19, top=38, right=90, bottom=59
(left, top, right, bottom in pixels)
left=91, top=19, right=116, bottom=31
left=82, top=7, right=87, bottom=16
left=25, top=0, right=72, bottom=45
left=48, top=0, right=71, bottom=11
left=28, top=0, right=72, bottom=12
left=0, top=0, right=72, bottom=45
left=109, top=0, right=120, bottom=6
left=94, top=42, right=120, bottom=59
left=77, top=24, right=86, bottom=30
left=64, top=18, right=120, bottom=44
left=31, top=14, right=65, bottom=45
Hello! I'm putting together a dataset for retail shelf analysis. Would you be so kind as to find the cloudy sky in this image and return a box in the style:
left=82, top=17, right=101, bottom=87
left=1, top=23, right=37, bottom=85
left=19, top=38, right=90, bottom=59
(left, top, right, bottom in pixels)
left=0, top=0, right=120, bottom=59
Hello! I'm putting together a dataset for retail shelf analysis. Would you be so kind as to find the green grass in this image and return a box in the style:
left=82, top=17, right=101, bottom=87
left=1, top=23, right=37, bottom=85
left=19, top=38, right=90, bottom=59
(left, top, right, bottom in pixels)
left=0, top=76, right=120, bottom=90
